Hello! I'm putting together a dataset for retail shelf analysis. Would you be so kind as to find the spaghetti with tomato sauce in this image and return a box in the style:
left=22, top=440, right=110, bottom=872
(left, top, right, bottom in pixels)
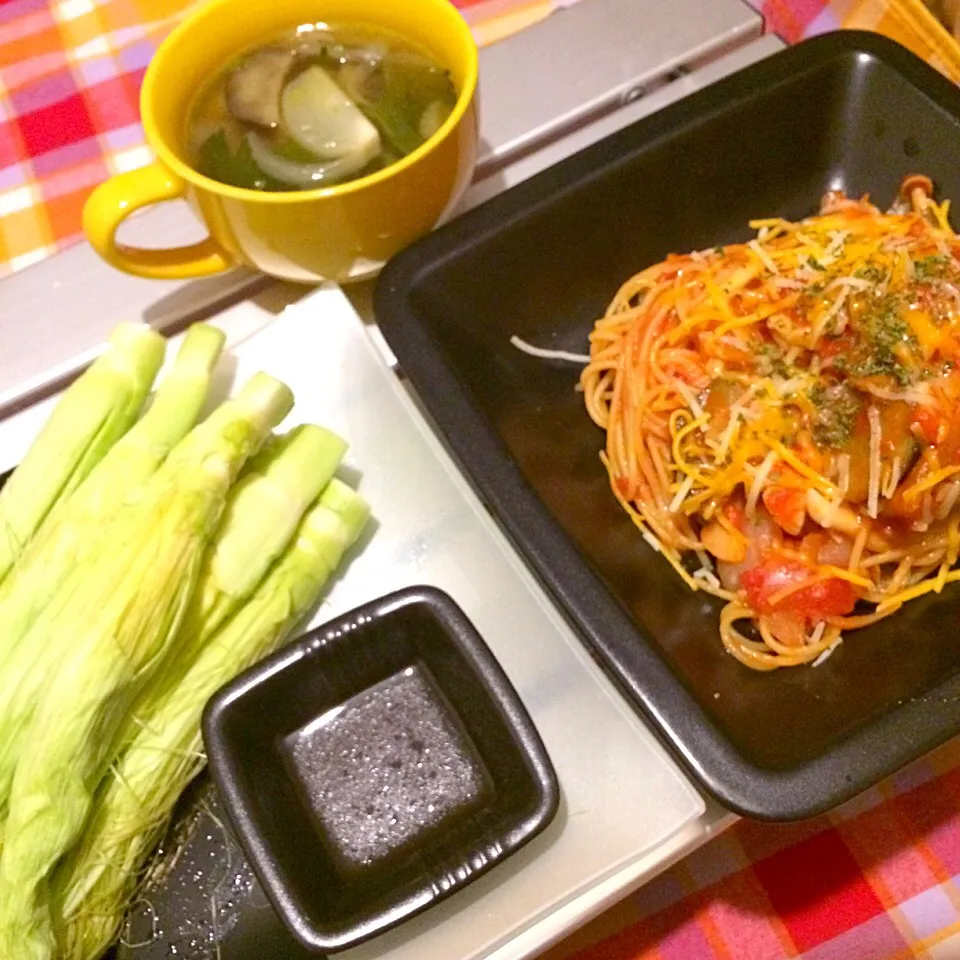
left=580, top=175, right=960, bottom=669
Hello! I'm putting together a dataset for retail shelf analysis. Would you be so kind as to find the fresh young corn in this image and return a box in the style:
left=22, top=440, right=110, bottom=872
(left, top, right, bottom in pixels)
left=181, top=422, right=348, bottom=640
left=0, top=324, right=224, bottom=692
left=0, top=325, right=226, bottom=829
left=0, top=323, right=165, bottom=587
left=0, top=372, right=293, bottom=960
left=88, top=423, right=348, bottom=783
left=53, top=479, right=370, bottom=960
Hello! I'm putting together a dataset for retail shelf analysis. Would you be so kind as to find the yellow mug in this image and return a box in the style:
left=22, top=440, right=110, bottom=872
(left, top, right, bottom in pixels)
left=83, top=0, right=479, bottom=283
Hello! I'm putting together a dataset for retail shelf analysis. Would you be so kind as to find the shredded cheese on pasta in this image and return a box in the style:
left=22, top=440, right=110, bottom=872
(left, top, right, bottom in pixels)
left=580, top=175, right=960, bottom=669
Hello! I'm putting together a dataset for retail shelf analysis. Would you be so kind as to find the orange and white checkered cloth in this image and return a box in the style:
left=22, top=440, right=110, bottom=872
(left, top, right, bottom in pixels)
left=0, top=0, right=189, bottom=274
left=759, top=0, right=960, bottom=76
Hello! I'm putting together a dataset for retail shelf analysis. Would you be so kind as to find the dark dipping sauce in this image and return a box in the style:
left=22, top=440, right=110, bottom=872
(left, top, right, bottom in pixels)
left=283, top=664, right=493, bottom=875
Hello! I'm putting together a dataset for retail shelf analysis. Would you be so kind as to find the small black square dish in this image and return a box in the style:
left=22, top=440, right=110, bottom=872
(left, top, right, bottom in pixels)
left=202, top=586, right=559, bottom=953
left=373, top=31, right=960, bottom=821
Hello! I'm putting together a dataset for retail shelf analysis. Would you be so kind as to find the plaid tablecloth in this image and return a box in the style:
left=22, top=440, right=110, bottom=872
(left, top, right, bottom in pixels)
left=758, top=0, right=960, bottom=73
left=7, top=2, right=960, bottom=960
left=544, top=736, right=960, bottom=960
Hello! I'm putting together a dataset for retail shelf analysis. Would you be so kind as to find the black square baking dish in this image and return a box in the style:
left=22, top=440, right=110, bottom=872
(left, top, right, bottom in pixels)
left=373, top=31, right=960, bottom=820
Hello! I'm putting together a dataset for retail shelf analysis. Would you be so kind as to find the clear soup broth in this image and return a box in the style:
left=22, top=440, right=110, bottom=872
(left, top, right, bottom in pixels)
left=186, top=23, right=458, bottom=192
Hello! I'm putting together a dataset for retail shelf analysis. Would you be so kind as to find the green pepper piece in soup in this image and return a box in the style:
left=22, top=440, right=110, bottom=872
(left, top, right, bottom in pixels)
left=355, top=59, right=457, bottom=156
left=197, top=131, right=284, bottom=191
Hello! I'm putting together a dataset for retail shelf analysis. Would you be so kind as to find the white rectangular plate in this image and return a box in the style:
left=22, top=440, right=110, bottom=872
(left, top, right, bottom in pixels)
left=0, top=285, right=704, bottom=960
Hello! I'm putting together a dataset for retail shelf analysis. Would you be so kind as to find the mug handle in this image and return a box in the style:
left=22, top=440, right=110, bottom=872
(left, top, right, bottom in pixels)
left=83, top=161, right=233, bottom=280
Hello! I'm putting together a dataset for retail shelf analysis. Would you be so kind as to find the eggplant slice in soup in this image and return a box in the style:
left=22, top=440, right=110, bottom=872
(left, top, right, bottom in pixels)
left=225, top=48, right=295, bottom=128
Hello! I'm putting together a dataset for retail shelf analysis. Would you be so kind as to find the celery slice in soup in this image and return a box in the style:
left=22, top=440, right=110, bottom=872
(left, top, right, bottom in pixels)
left=419, top=99, right=453, bottom=140
left=280, top=65, right=381, bottom=164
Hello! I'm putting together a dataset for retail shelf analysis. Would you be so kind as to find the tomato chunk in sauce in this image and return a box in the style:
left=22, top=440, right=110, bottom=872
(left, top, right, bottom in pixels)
left=740, top=556, right=857, bottom=620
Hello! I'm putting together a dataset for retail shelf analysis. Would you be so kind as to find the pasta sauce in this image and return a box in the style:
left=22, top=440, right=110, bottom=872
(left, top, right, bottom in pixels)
left=581, top=175, right=960, bottom=669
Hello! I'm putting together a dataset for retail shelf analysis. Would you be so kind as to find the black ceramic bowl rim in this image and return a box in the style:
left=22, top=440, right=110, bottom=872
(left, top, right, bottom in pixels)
left=202, top=585, right=559, bottom=952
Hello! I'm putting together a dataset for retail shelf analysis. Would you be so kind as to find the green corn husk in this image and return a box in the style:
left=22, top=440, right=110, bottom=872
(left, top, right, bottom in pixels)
left=53, top=479, right=370, bottom=960
left=0, top=324, right=165, bottom=587
left=0, top=324, right=225, bottom=671
left=0, top=325, right=227, bottom=828
left=94, top=423, right=347, bottom=773
left=0, top=373, right=293, bottom=960
left=182, top=422, right=348, bottom=641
